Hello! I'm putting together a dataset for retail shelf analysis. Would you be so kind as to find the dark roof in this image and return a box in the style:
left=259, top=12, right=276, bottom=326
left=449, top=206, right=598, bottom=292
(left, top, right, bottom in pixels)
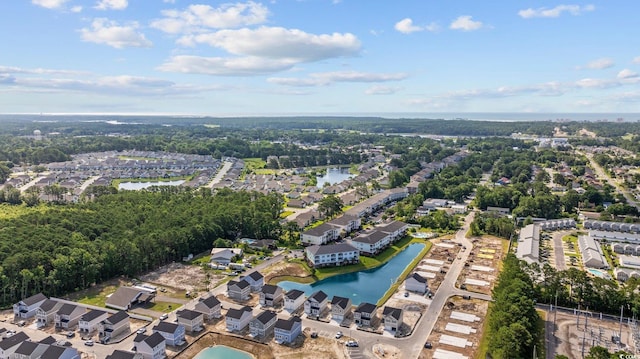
left=153, top=321, right=180, bottom=334
left=383, top=306, right=402, bottom=320
left=306, top=243, right=357, bottom=256
left=57, top=303, right=79, bottom=316
left=39, top=299, right=61, bottom=312
left=285, top=289, right=304, bottom=300
left=329, top=214, right=358, bottom=226
left=106, top=350, right=138, bottom=359
left=199, top=296, right=221, bottom=308
left=379, top=220, right=408, bottom=233
left=226, top=306, right=253, bottom=320
left=331, top=296, right=351, bottom=310
left=21, top=293, right=47, bottom=306
left=106, top=286, right=144, bottom=309
left=81, top=309, right=107, bottom=322
left=308, top=290, right=328, bottom=303
left=133, top=333, right=147, bottom=343
left=352, top=230, right=387, bottom=244
left=0, top=331, right=29, bottom=350
left=14, top=341, right=39, bottom=355
left=177, top=309, right=202, bottom=320
left=0, top=328, right=5, bottom=334
left=39, top=336, right=57, bottom=345
left=261, top=284, right=281, bottom=295
left=409, top=273, right=427, bottom=283
left=274, top=316, right=301, bottom=331
left=254, top=310, right=277, bottom=325
left=246, top=271, right=264, bottom=281
left=228, top=279, right=250, bottom=290
left=143, top=332, right=166, bottom=348
left=105, top=310, right=129, bottom=324
left=302, top=222, right=336, bottom=236
left=40, top=345, right=76, bottom=359
left=355, top=302, right=377, bottom=314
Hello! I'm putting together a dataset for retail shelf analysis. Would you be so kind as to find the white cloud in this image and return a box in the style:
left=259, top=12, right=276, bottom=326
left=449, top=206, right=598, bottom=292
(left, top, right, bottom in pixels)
left=268, top=71, right=407, bottom=87
left=95, top=0, right=128, bottom=10
left=365, top=85, right=400, bottom=95
left=618, top=69, right=639, bottom=79
left=70, top=5, right=82, bottom=12
left=80, top=18, right=152, bottom=49
left=178, top=26, right=361, bottom=62
left=633, top=56, right=640, bottom=64
left=449, top=16, right=483, bottom=31
left=425, top=22, right=441, bottom=32
left=163, top=0, right=176, bottom=3
left=577, top=58, right=614, bottom=70
left=151, top=2, right=269, bottom=34
left=157, top=55, right=297, bottom=76
left=0, top=65, right=88, bottom=76
left=518, top=4, right=595, bottom=18
left=32, top=0, right=70, bottom=9
left=395, top=18, right=422, bottom=34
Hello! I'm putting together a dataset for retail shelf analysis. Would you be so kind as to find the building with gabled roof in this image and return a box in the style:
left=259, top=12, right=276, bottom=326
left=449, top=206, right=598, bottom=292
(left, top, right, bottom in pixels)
left=78, top=309, right=109, bottom=333
left=249, top=310, right=278, bottom=338
left=227, top=279, right=251, bottom=301
left=405, top=273, right=428, bottom=294
left=516, top=224, right=539, bottom=265
left=36, top=299, right=62, bottom=327
left=284, top=289, right=305, bottom=313
left=382, top=306, right=403, bottom=332
left=176, top=309, right=203, bottom=333
left=330, top=296, right=352, bottom=324
left=106, top=287, right=155, bottom=311
left=194, top=296, right=221, bottom=321
left=152, top=322, right=185, bottom=347
left=13, top=293, right=47, bottom=319
left=135, top=332, right=166, bottom=359
left=304, top=290, right=328, bottom=318
left=99, top=311, right=130, bottom=340
left=305, top=243, right=359, bottom=268
left=274, top=317, right=302, bottom=344
left=259, top=284, right=284, bottom=308
left=225, top=306, right=253, bottom=332
left=354, top=302, right=377, bottom=327
left=241, top=271, right=264, bottom=292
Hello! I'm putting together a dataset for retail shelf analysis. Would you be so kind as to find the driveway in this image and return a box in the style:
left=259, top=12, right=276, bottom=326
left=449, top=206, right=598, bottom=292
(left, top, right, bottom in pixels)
left=552, top=231, right=568, bottom=270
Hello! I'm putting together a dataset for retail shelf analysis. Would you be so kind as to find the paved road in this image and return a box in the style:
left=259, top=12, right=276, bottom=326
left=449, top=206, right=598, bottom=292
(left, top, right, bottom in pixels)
left=206, top=160, right=233, bottom=188
left=552, top=231, right=568, bottom=270
left=581, top=150, right=640, bottom=210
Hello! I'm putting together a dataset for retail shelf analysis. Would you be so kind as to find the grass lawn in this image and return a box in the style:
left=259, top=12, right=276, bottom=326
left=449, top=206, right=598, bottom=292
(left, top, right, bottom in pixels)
left=280, top=210, right=294, bottom=218
left=148, top=301, right=178, bottom=313
left=243, top=158, right=266, bottom=171
left=376, top=239, right=432, bottom=306
left=72, top=284, right=118, bottom=308
left=111, top=175, right=192, bottom=188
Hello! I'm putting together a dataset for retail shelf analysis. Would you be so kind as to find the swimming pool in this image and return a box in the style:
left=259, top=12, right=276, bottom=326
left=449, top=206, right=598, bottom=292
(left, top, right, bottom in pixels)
left=587, top=268, right=611, bottom=279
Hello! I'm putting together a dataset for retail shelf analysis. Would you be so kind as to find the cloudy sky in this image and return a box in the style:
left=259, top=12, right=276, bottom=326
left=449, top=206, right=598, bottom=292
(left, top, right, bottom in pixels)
left=1, top=0, right=639, bottom=114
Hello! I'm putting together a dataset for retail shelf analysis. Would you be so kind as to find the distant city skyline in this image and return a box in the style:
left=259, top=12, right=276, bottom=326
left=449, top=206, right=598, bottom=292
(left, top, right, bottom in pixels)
left=1, top=1, right=639, bottom=114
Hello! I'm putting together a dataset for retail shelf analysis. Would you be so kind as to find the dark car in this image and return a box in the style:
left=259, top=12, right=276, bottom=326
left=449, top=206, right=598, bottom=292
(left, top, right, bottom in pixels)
left=424, top=342, right=433, bottom=349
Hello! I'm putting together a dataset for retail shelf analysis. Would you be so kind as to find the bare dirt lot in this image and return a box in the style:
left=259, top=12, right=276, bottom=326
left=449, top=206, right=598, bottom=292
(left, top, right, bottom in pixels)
left=552, top=311, right=637, bottom=358
left=263, top=261, right=312, bottom=284
left=456, top=236, right=505, bottom=295
left=415, top=237, right=461, bottom=293
left=139, top=262, right=226, bottom=297
left=420, top=297, right=488, bottom=359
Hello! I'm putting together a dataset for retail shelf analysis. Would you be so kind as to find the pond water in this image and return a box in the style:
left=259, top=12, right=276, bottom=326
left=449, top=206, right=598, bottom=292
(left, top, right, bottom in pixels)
left=194, top=345, right=253, bottom=359
left=316, top=167, right=353, bottom=188
left=279, top=243, right=425, bottom=305
left=118, top=180, right=185, bottom=190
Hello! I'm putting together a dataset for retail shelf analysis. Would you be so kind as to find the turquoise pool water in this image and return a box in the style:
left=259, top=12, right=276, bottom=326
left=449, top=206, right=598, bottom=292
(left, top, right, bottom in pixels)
left=587, top=268, right=610, bottom=279
left=279, top=243, right=425, bottom=305
left=194, top=345, right=253, bottom=359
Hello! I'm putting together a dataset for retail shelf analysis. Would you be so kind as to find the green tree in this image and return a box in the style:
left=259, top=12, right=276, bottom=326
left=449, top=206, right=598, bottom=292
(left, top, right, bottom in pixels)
left=318, top=195, right=343, bottom=218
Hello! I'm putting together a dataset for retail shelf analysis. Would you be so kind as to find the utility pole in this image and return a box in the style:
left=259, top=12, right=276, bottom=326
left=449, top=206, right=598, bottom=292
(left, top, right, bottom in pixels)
left=620, top=305, right=624, bottom=340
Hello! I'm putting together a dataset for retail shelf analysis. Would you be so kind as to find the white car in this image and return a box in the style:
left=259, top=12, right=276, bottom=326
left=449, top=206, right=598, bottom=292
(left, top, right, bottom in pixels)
left=84, top=340, right=94, bottom=346
left=159, top=313, right=169, bottom=320
left=136, top=327, right=146, bottom=334
left=335, top=331, right=343, bottom=339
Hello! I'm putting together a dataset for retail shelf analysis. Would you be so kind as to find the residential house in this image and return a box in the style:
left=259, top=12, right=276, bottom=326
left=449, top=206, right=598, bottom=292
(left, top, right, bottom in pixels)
left=382, top=306, right=403, bottom=332
left=304, top=290, right=329, bottom=318
left=13, top=293, right=47, bottom=319
left=242, top=271, right=264, bottom=292
left=36, top=299, right=62, bottom=327
left=194, top=296, right=222, bottom=321
left=331, top=296, right=352, bottom=324
left=379, top=220, right=409, bottom=242
left=106, top=287, right=155, bottom=311
left=54, top=304, right=85, bottom=329
left=176, top=309, right=203, bottom=333
left=106, top=350, right=142, bottom=359
left=99, top=311, right=130, bottom=340
left=37, top=345, right=80, bottom=359
left=328, top=215, right=361, bottom=235
left=305, top=243, right=359, bottom=268
left=78, top=310, right=109, bottom=333
left=274, top=317, right=302, bottom=344
left=0, top=332, right=29, bottom=359
left=300, top=223, right=339, bottom=246
left=516, top=224, right=540, bottom=265
left=225, top=306, right=253, bottom=332
left=135, top=332, right=166, bottom=359
left=351, top=230, right=389, bottom=256
left=152, top=322, right=185, bottom=346
left=259, top=285, right=284, bottom=308
left=249, top=310, right=278, bottom=338
left=405, top=273, right=428, bottom=294
left=11, top=341, right=48, bottom=359
left=209, top=248, right=243, bottom=266
left=486, top=206, right=510, bottom=216
left=284, top=290, right=305, bottom=313
left=226, top=279, right=251, bottom=301
left=354, top=302, right=376, bottom=327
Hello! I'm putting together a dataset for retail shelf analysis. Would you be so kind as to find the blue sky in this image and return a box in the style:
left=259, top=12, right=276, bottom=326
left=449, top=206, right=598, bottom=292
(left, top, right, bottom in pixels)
left=1, top=0, right=639, bottom=115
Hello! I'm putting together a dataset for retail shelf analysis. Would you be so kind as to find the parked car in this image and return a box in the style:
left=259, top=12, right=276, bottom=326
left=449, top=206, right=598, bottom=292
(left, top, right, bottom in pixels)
left=310, top=331, right=318, bottom=339
left=136, top=327, right=146, bottom=334
left=66, top=331, right=75, bottom=338
left=159, top=313, right=169, bottom=320
left=346, top=340, right=359, bottom=347
left=335, top=331, right=343, bottom=339
left=404, top=292, right=409, bottom=297
left=84, top=340, right=94, bottom=346
left=424, top=342, right=433, bottom=349
left=463, top=295, right=471, bottom=300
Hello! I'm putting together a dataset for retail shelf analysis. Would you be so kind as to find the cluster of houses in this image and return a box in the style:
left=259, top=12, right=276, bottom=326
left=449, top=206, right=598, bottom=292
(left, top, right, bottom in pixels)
left=0, top=329, right=81, bottom=359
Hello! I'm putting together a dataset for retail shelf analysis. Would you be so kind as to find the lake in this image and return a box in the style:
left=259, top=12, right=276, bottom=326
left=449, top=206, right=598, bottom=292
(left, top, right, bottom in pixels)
left=316, top=167, right=353, bottom=188
left=118, top=180, right=185, bottom=190
left=194, top=346, right=253, bottom=359
left=279, top=243, right=425, bottom=305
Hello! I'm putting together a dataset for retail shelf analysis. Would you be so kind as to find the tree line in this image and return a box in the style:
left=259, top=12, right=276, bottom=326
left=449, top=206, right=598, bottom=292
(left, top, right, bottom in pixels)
left=0, top=187, right=283, bottom=307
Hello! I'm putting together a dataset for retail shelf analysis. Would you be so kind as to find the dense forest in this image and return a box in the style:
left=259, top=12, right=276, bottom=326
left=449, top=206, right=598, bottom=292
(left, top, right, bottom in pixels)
left=0, top=187, right=282, bottom=307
